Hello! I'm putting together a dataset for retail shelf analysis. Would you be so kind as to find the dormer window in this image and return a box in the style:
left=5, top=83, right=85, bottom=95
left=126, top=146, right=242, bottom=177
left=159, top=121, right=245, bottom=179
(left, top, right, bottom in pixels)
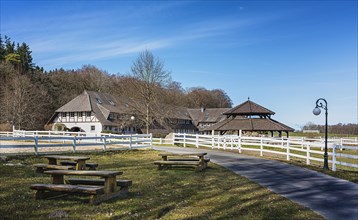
left=109, top=100, right=115, bottom=106
left=96, top=98, right=102, bottom=104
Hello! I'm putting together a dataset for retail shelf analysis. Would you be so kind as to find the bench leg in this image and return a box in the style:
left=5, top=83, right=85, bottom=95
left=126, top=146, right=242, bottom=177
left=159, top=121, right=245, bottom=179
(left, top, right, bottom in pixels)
left=36, top=167, right=44, bottom=173
left=119, top=186, right=129, bottom=194
left=89, top=189, right=129, bottom=205
left=34, top=190, right=64, bottom=199
left=195, top=165, right=205, bottom=172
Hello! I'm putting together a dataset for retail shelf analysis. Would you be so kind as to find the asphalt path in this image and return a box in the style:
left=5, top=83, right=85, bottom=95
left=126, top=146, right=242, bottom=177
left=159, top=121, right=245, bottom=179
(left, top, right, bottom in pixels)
left=153, top=146, right=358, bottom=220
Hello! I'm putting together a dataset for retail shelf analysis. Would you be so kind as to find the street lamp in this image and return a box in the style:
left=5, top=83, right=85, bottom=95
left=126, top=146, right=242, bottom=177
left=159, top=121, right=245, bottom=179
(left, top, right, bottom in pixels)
left=312, top=98, right=329, bottom=170
left=130, top=116, right=135, bottom=134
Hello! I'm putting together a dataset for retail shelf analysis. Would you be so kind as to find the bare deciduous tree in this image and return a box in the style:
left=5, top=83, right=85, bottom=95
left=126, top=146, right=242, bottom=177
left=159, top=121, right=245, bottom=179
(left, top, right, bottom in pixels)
left=130, top=50, right=171, bottom=134
left=1, top=73, right=51, bottom=130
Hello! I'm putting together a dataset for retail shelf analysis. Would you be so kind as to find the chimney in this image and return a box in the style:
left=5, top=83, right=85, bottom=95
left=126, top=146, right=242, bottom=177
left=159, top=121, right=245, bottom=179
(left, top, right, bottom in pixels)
left=200, top=107, right=205, bottom=112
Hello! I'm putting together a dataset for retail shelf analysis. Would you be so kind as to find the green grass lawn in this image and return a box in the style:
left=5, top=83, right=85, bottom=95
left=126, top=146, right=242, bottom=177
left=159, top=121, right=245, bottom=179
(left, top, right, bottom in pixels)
left=0, top=149, right=323, bottom=219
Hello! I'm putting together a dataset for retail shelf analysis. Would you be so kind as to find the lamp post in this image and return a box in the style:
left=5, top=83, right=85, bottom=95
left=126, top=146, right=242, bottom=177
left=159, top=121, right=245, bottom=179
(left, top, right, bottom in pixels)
left=312, top=98, right=329, bottom=170
left=130, top=116, right=135, bottom=134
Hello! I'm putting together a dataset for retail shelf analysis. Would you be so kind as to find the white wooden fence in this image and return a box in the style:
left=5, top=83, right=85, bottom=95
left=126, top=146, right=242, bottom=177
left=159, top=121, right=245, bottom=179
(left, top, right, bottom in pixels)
left=0, top=130, right=152, bottom=155
left=170, top=133, right=358, bottom=172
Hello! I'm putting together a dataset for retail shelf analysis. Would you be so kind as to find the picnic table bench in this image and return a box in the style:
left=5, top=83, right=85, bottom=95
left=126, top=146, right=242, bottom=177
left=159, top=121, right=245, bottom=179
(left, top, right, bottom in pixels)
left=154, top=152, right=209, bottom=171
left=30, top=170, right=131, bottom=204
left=33, top=155, right=98, bottom=172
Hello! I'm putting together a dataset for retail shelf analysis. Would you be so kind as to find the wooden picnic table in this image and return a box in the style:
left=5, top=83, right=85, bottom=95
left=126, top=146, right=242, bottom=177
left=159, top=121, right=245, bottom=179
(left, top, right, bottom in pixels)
left=159, top=152, right=207, bottom=160
left=30, top=170, right=130, bottom=204
left=43, top=155, right=91, bottom=170
left=155, top=152, right=209, bottom=171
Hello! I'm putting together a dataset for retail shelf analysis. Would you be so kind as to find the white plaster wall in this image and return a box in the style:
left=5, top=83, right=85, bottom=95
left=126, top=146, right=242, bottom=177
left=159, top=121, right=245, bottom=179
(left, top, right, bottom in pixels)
left=52, top=113, right=103, bottom=133
left=53, top=122, right=103, bottom=133
left=54, top=122, right=102, bottom=133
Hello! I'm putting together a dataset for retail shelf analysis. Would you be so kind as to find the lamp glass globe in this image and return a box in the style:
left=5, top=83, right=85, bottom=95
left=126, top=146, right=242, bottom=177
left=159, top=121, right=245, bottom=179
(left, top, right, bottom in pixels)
left=130, top=116, right=135, bottom=120
left=313, top=107, right=321, bottom=116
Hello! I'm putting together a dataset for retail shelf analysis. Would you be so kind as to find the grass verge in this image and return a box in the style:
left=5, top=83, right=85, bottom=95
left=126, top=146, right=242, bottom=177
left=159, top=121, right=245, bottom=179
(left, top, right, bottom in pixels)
left=0, top=149, right=323, bottom=219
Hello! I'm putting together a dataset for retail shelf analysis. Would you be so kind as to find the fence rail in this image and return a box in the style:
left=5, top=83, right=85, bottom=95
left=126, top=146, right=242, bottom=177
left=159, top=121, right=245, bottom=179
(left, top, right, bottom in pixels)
left=0, top=130, right=152, bottom=155
left=2, top=130, right=357, bottom=172
left=171, top=133, right=358, bottom=172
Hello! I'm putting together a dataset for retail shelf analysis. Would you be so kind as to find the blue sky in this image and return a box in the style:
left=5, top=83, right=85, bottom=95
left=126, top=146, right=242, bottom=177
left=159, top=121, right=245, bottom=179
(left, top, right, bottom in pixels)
left=1, top=0, right=357, bottom=130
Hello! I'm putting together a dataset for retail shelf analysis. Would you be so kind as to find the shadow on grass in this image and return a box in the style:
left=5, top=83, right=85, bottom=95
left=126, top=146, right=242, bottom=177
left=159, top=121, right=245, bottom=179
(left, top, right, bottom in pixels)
left=0, top=149, right=324, bottom=219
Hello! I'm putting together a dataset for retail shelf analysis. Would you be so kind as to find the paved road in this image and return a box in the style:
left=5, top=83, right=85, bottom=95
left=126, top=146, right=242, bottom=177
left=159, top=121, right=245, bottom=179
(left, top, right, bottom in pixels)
left=153, top=146, right=358, bottom=220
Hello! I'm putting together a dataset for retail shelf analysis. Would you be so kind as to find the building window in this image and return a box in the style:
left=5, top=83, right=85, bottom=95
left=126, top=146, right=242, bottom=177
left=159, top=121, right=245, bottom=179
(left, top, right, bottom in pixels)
left=78, top=112, right=83, bottom=117
left=91, top=126, right=95, bottom=131
left=86, top=112, right=91, bottom=117
left=70, top=112, right=75, bottom=117
left=96, top=97, right=102, bottom=104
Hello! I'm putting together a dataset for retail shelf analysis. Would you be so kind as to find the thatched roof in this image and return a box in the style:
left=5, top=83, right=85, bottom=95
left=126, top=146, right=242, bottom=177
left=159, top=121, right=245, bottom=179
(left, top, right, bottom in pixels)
left=52, top=91, right=133, bottom=127
left=56, top=92, right=91, bottom=112
left=204, top=117, right=294, bottom=132
left=204, top=99, right=293, bottom=133
left=223, top=100, right=275, bottom=116
left=51, top=91, right=195, bottom=128
left=188, top=108, right=230, bottom=126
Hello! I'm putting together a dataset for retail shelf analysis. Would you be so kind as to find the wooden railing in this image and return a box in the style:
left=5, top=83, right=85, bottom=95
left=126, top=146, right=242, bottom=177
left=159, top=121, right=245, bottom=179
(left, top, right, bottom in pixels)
left=170, top=133, right=358, bottom=172
left=0, top=130, right=152, bottom=155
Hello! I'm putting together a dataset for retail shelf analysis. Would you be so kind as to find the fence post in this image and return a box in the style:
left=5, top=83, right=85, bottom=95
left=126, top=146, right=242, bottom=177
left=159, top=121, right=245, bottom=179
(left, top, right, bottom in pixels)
left=34, top=136, right=39, bottom=156
left=211, top=135, right=214, bottom=149
left=238, top=136, right=242, bottom=153
left=49, top=130, right=52, bottom=143
left=286, top=139, right=290, bottom=161
left=301, top=137, right=304, bottom=149
left=172, top=133, right=175, bottom=146
left=150, top=133, right=153, bottom=149
left=219, top=136, right=222, bottom=149
left=129, top=134, right=132, bottom=149
left=260, top=138, right=263, bottom=157
left=73, top=136, right=77, bottom=153
left=230, top=136, right=233, bottom=150
left=224, top=137, right=227, bottom=150
left=183, top=133, right=186, bottom=147
left=160, top=137, right=162, bottom=145
left=332, top=144, right=337, bottom=171
left=340, top=139, right=343, bottom=151
left=196, top=134, right=199, bottom=148
left=306, top=144, right=310, bottom=165
left=103, top=136, right=107, bottom=151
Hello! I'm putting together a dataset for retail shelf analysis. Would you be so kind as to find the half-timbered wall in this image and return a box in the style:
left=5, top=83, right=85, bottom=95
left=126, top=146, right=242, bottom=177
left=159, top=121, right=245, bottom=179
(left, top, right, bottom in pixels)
left=52, top=112, right=102, bottom=133
left=54, top=112, right=99, bottom=123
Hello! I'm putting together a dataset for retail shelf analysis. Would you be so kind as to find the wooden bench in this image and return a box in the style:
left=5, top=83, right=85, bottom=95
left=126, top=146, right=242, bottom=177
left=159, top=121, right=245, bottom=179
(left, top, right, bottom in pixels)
left=65, top=179, right=132, bottom=193
left=30, top=184, right=104, bottom=199
left=155, top=153, right=209, bottom=171
left=33, top=163, right=75, bottom=173
left=168, top=158, right=210, bottom=163
left=60, top=161, right=98, bottom=170
left=43, top=155, right=91, bottom=170
left=154, top=160, right=200, bottom=169
left=30, top=170, right=128, bottom=204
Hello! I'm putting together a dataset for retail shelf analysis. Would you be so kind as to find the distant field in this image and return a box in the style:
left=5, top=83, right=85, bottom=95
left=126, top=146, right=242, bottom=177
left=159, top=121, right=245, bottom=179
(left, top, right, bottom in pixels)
left=289, top=132, right=358, bottom=138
